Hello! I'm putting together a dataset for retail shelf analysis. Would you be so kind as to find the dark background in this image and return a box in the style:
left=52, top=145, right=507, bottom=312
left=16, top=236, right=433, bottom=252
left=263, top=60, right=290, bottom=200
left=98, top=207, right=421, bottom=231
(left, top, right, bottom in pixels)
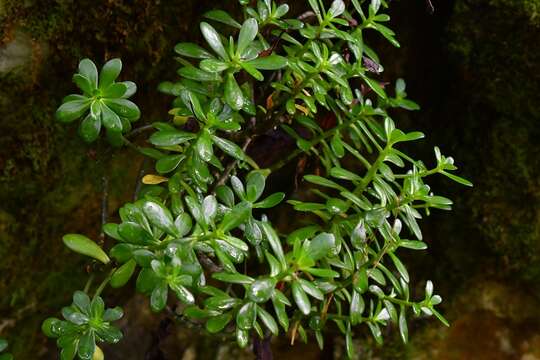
left=1, top=0, right=539, bottom=359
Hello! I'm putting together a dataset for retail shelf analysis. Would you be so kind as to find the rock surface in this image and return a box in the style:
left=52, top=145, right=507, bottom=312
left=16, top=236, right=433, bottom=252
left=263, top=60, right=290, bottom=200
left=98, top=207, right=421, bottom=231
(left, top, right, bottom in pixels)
left=0, top=0, right=539, bottom=359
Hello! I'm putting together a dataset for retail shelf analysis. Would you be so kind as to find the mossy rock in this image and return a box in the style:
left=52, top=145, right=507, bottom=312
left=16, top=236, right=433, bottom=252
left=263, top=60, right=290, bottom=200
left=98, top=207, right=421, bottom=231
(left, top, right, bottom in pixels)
left=445, top=0, right=540, bottom=283
left=0, top=1, right=238, bottom=358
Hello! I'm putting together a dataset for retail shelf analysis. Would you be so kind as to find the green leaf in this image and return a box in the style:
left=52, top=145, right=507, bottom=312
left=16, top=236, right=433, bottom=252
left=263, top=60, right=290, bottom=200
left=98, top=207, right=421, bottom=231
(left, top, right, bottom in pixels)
left=77, top=330, right=96, bottom=360
left=56, top=99, right=91, bottom=123
left=237, top=18, right=258, bottom=56
left=260, top=221, right=286, bottom=268
left=205, top=10, right=241, bottom=28
left=441, top=171, right=473, bottom=187
left=156, top=154, right=184, bottom=174
left=100, top=103, right=122, bottom=132
left=79, top=114, right=101, bottom=143
left=247, top=277, right=276, bottom=303
left=230, top=176, right=245, bottom=198
left=350, top=290, right=364, bottom=325
left=61, top=340, right=77, bottom=360
left=73, top=74, right=93, bottom=94
left=389, top=252, right=409, bottom=283
left=178, top=66, right=221, bottom=82
left=204, top=296, right=238, bottom=311
left=142, top=201, right=178, bottom=236
left=97, top=326, right=123, bottom=344
left=121, top=81, right=137, bottom=98
left=211, top=135, right=246, bottom=161
left=331, top=133, right=345, bottom=158
left=213, top=272, right=254, bottom=284
left=170, top=282, right=195, bottom=304
left=99, top=58, right=122, bottom=89
left=304, top=175, right=345, bottom=191
left=353, top=268, right=368, bottom=293
left=292, top=280, right=311, bottom=315
left=328, top=0, right=345, bottom=18
left=149, top=130, right=196, bottom=146
left=102, top=83, right=127, bottom=98
left=246, top=171, right=266, bottom=202
left=206, top=313, right=233, bottom=333
left=200, top=22, right=229, bottom=60
left=118, top=222, right=154, bottom=245
left=236, top=302, right=257, bottom=330
left=90, top=296, right=105, bottom=318
left=133, top=249, right=155, bottom=267
left=298, top=278, right=324, bottom=300
left=200, top=58, right=230, bottom=73
left=202, top=195, right=218, bottom=224
left=182, top=90, right=207, bottom=121
left=78, top=59, right=98, bottom=89
left=400, top=240, right=428, bottom=250
left=73, top=291, right=91, bottom=314
left=240, top=61, right=264, bottom=81
left=272, top=294, right=289, bottom=331
left=62, top=234, right=110, bottom=264
left=103, top=98, right=140, bottom=120
left=222, top=235, right=249, bottom=251
left=110, top=259, right=136, bottom=288
left=254, top=192, right=285, bottom=209
left=431, top=308, right=450, bottom=327
left=257, top=306, right=279, bottom=335
left=41, top=317, right=60, bottom=337
left=216, top=185, right=235, bottom=207
left=103, top=307, right=124, bottom=322
left=174, top=42, right=214, bottom=59
left=236, top=328, right=249, bottom=348
left=150, top=281, right=168, bottom=312
left=307, top=0, right=322, bottom=21
left=219, top=201, right=251, bottom=232
left=62, top=306, right=88, bottom=325
left=307, top=233, right=335, bottom=261
left=109, top=244, right=135, bottom=263
left=275, top=4, right=290, bottom=17
left=361, top=74, right=387, bottom=99
left=196, top=131, right=214, bottom=162
left=246, top=55, right=288, bottom=70
left=265, top=250, right=281, bottom=276
left=345, top=324, right=354, bottom=358
left=304, top=268, right=339, bottom=278
left=224, top=73, right=244, bottom=110
left=330, top=167, right=362, bottom=181
left=399, top=307, right=408, bottom=343
left=136, top=268, right=159, bottom=294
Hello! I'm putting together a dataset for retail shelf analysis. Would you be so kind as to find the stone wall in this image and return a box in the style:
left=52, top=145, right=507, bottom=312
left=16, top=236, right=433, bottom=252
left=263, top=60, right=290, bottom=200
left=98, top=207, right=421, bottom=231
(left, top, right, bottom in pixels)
left=1, top=0, right=539, bottom=358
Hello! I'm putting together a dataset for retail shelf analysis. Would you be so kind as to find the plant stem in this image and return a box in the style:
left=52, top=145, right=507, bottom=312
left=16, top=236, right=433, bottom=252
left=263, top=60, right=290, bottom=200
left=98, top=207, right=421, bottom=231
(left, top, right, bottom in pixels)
left=93, top=269, right=115, bottom=299
left=83, top=274, right=95, bottom=294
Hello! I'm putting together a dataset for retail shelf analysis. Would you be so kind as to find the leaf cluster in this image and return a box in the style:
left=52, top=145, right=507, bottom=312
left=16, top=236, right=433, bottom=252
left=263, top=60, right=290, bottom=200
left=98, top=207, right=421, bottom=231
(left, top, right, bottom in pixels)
left=45, top=0, right=471, bottom=358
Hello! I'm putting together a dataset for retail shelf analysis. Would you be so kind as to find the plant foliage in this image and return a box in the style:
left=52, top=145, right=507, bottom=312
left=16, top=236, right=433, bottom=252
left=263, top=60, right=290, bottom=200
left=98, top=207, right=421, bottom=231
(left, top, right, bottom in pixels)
left=43, top=0, right=471, bottom=358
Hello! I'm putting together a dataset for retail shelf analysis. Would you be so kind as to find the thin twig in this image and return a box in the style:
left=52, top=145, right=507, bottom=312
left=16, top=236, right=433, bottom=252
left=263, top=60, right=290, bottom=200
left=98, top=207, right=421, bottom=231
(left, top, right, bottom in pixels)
left=197, top=252, right=223, bottom=273
left=297, top=10, right=316, bottom=21
left=126, top=124, right=154, bottom=139
left=99, top=175, right=109, bottom=243
left=133, top=157, right=150, bottom=201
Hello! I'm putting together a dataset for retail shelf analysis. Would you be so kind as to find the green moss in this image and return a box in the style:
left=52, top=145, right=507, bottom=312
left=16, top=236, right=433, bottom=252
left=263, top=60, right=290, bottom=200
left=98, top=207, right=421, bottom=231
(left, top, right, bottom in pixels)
left=0, top=1, right=240, bottom=358
left=444, top=0, right=540, bottom=284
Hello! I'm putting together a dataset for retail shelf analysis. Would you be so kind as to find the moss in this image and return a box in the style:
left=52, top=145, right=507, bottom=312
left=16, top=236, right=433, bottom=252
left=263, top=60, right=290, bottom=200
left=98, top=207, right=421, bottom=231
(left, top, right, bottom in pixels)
left=445, top=0, right=540, bottom=284
left=0, top=1, right=239, bottom=358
